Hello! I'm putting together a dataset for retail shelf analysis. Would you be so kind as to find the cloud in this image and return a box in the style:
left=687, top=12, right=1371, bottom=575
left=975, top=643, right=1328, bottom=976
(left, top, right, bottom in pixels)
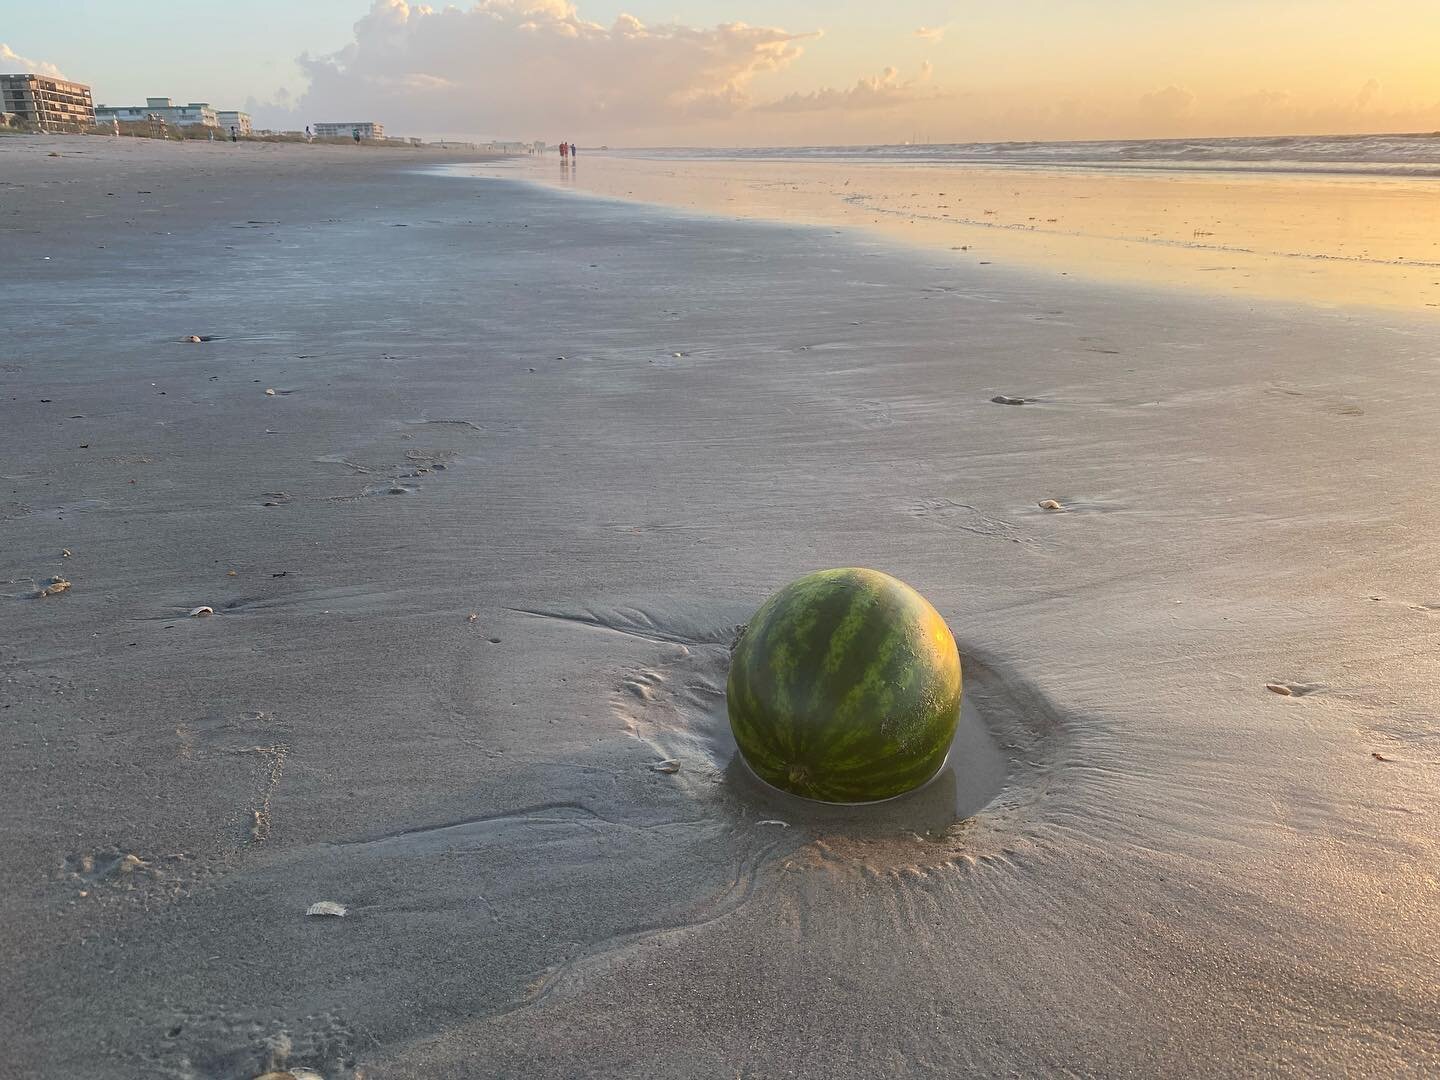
left=0, top=43, right=66, bottom=79
left=1230, top=88, right=1292, bottom=114
left=757, top=65, right=946, bottom=114
left=1207, top=79, right=1440, bottom=137
left=283, top=0, right=816, bottom=138
left=244, top=85, right=298, bottom=128
left=1138, top=84, right=1195, bottom=122
left=914, top=26, right=946, bottom=41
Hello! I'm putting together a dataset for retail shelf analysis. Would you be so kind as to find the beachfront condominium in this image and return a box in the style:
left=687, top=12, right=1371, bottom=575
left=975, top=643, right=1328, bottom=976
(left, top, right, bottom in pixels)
left=314, top=121, right=385, bottom=140
left=95, top=97, right=218, bottom=129
left=0, top=74, right=95, bottom=132
left=217, top=110, right=253, bottom=136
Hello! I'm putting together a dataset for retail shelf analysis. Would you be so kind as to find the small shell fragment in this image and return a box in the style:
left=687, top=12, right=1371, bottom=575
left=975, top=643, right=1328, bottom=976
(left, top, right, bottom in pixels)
left=185, top=335, right=202, bottom=344
left=757, top=820, right=790, bottom=828
left=305, top=900, right=347, bottom=917
left=1038, top=500, right=1063, bottom=510
left=38, top=576, right=72, bottom=597
left=264, top=388, right=277, bottom=396
left=189, top=606, right=214, bottom=617
left=651, top=760, right=681, bottom=774
left=1265, top=683, right=1293, bottom=696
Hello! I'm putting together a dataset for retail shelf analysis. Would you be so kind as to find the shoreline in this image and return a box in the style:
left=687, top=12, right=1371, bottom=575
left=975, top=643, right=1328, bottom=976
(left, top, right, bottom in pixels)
left=4, top=134, right=1438, bottom=1077
left=451, top=153, right=1440, bottom=314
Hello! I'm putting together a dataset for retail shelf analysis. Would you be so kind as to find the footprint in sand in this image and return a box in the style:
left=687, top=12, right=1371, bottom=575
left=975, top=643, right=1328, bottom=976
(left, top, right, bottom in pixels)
left=856, top=399, right=895, bottom=428
left=400, top=448, right=458, bottom=477
left=60, top=849, right=156, bottom=886
left=316, top=426, right=475, bottom=499
left=151, top=1007, right=359, bottom=1080
left=621, top=669, right=664, bottom=704
left=362, top=481, right=417, bottom=497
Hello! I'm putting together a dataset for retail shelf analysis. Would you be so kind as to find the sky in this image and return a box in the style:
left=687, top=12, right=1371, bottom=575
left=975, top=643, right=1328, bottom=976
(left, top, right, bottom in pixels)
left=3, top=0, right=1440, bottom=145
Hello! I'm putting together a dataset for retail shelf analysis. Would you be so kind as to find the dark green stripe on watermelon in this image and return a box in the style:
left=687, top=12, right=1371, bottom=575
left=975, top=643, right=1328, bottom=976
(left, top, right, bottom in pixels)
left=727, top=568, right=962, bottom=803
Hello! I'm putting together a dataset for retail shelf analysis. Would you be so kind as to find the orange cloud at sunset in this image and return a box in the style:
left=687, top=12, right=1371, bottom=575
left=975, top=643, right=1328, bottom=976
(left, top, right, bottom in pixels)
left=236, top=0, right=1440, bottom=145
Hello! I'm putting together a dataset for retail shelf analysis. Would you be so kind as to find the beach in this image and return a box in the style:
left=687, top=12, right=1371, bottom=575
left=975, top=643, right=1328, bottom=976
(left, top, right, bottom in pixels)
left=463, top=146, right=1440, bottom=312
left=3, top=133, right=1439, bottom=1078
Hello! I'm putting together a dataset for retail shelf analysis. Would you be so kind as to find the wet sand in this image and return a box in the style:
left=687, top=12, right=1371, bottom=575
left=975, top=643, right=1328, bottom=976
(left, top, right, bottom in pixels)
left=470, top=153, right=1440, bottom=313
left=3, top=134, right=1440, bottom=1077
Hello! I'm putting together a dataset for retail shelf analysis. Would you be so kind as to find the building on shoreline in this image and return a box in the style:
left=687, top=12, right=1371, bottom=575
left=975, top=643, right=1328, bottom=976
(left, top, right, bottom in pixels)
left=314, top=121, right=384, bottom=140
left=217, top=110, right=252, bottom=136
left=0, top=74, right=95, bottom=132
left=96, top=97, right=218, bottom=129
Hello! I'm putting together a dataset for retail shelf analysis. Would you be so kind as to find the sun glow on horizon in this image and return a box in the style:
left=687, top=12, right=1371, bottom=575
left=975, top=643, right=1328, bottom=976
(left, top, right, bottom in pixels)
left=2, top=0, right=1439, bottom=144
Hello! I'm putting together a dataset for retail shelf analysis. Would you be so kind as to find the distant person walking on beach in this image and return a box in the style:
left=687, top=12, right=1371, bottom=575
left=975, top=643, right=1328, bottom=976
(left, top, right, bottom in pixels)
left=559, top=141, right=568, bottom=160
left=569, top=141, right=578, bottom=159
left=353, top=127, right=362, bottom=145
left=305, top=125, right=313, bottom=144
left=230, top=126, right=238, bottom=143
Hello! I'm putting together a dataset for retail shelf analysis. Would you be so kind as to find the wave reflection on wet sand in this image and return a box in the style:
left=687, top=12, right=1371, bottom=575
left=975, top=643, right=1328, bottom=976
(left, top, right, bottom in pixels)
left=449, top=151, right=1440, bottom=313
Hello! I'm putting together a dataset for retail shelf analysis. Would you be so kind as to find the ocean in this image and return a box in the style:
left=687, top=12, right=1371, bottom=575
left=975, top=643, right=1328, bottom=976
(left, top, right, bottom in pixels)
left=614, top=131, right=1440, bottom=177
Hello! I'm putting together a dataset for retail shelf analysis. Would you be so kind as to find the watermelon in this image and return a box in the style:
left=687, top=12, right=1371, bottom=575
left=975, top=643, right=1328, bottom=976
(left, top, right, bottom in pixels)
left=727, top=568, right=962, bottom=803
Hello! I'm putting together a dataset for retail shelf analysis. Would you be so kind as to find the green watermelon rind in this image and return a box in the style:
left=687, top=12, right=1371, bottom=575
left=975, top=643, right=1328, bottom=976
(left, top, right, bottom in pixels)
left=732, top=743, right=954, bottom=807
left=727, top=567, right=963, bottom=804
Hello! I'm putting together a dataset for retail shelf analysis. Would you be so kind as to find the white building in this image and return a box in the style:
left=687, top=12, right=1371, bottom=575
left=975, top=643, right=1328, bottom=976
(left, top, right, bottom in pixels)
left=216, top=110, right=252, bottom=136
left=96, top=97, right=218, bottom=128
left=314, top=121, right=384, bottom=140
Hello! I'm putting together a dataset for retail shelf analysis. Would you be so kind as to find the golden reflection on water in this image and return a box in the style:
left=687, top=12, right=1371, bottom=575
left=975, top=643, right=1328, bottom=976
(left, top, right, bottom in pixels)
left=504, top=155, right=1440, bottom=314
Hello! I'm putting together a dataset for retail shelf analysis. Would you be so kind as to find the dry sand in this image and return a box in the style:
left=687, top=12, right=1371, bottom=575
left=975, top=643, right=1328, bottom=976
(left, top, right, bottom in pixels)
left=3, top=133, right=1439, bottom=1078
